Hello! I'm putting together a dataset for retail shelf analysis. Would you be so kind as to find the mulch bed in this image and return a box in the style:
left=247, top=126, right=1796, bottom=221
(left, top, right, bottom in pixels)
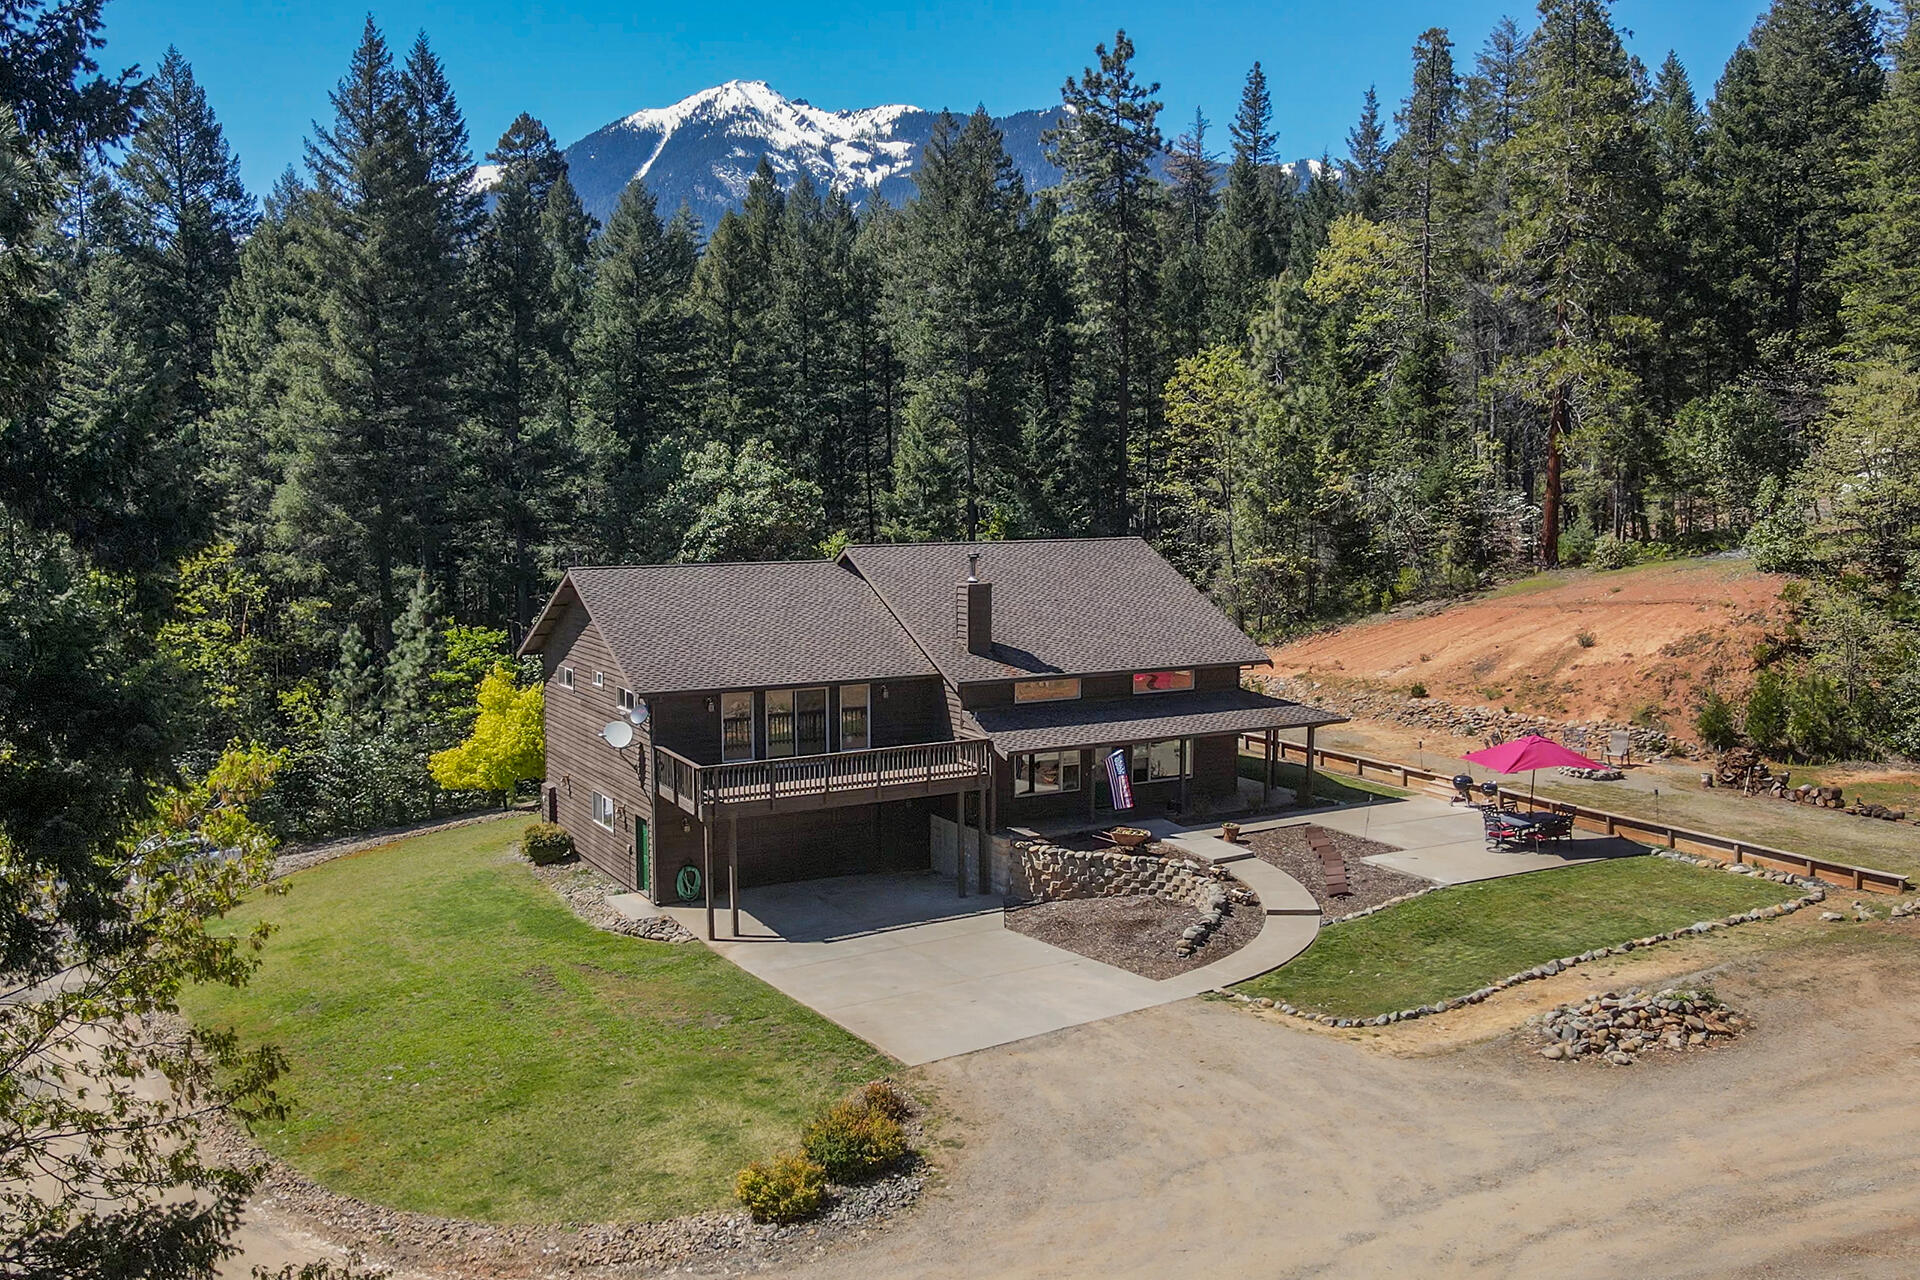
left=1004, top=893, right=1263, bottom=981
left=1241, top=825, right=1431, bottom=917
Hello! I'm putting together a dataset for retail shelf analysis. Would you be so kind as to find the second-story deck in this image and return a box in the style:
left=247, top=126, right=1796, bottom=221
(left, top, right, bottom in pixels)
left=653, top=738, right=992, bottom=820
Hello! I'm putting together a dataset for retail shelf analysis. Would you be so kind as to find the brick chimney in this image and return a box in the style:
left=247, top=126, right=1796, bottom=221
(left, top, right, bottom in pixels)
left=958, top=551, right=992, bottom=656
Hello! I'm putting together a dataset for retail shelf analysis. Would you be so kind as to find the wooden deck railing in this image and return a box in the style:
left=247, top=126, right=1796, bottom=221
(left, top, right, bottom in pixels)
left=1238, top=733, right=1910, bottom=895
left=654, top=738, right=992, bottom=819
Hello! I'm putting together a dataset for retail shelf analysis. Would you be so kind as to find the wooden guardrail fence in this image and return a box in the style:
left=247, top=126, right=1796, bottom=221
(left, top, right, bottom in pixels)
left=1239, top=733, right=1910, bottom=896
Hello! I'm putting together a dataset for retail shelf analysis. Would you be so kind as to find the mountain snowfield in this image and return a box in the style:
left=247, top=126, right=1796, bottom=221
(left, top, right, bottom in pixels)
left=519, top=79, right=1319, bottom=230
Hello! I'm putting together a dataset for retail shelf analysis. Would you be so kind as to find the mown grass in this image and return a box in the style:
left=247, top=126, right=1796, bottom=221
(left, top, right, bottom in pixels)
left=1237, top=753, right=1412, bottom=804
left=1235, top=856, right=1799, bottom=1019
left=182, top=817, right=892, bottom=1224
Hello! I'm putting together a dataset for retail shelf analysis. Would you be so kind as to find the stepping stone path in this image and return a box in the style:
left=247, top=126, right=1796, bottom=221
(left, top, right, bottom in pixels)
left=1303, top=825, right=1351, bottom=898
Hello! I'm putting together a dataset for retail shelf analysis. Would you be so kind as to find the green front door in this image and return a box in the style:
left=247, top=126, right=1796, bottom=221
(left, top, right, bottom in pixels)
left=635, top=819, right=650, bottom=895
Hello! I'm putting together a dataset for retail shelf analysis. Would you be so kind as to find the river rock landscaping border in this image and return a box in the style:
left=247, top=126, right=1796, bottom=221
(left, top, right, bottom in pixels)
left=529, top=854, right=694, bottom=943
left=201, top=1088, right=927, bottom=1278
left=1227, top=851, right=1823, bottom=1028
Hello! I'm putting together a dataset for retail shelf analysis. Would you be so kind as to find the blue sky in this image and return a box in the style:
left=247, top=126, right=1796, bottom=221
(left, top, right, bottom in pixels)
left=107, top=1, right=1774, bottom=194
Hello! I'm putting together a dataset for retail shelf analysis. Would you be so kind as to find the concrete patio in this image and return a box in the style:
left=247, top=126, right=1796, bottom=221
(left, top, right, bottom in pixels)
left=618, top=871, right=1318, bottom=1065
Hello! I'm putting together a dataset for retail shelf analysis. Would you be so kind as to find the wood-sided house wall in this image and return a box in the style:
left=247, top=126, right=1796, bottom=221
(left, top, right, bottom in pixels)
left=538, top=603, right=653, bottom=889
left=971, top=664, right=1246, bottom=824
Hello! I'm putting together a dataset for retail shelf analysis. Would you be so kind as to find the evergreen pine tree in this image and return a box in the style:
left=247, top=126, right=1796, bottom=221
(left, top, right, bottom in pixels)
left=1344, top=87, right=1387, bottom=219
left=1840, top=0, right=1920, bottom=359
left=1046, top=29, right=1165, bottom=533
left=116, top=47, right=257, bottom=424
left=1389, top=29, right=1459, bottom=321
left=887, top=108, right=1034, bottom=540
left=1698, top=0, right=1883, bottom=369
left=1205, top=62, right=1282, bottom=341
left=1158, top=107, right=1215, bottom=360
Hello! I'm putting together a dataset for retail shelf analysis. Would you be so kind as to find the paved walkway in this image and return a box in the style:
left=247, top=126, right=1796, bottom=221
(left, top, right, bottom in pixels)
left=627, top=870, right=1316, bottom=1066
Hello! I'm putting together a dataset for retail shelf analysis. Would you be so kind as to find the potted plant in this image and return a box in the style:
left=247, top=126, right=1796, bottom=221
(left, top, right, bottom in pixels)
left=1220, top=821, right=1241, bottom=844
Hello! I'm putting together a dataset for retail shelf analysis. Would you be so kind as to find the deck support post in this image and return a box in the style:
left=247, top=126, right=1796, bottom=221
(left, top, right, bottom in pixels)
left=728, top=812, right=740, bottom=938
left=1264, top=729, right=1276, bottom=805
left=1178, top=738, right=1190, bottom=813
left=702, top=819, right=715, bottom=941
left=1296, top=726, right=1317, bottom=808
left=975, top=779, right=991, bottom=895
left=954, top=791, right=968, bottom=898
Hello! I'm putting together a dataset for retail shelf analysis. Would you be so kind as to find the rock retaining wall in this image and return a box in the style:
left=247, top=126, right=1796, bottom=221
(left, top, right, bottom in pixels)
left=1254, top=675, right=1687, bottom=759
left=1010, top=839, right=1256, bottom=956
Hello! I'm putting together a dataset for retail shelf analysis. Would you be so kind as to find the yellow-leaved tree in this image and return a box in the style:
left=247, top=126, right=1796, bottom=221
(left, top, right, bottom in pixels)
left=429, top=664, right=545, bottom=806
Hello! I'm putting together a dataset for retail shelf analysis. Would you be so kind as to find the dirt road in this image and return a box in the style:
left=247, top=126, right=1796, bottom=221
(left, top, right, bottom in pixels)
left=776, top=928, right=1920, bottom=1280
left=223, top=924, right=1920, bottom=1279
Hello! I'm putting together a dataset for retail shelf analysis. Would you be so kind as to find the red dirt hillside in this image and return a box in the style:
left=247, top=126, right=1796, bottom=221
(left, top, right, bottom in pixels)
left=1265, top=556, right=1789, bottom=727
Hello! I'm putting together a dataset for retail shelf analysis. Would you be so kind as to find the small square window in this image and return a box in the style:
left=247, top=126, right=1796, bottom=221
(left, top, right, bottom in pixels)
left=559, top=666, right=575, bottom=689
left=618, top=687, right=636, bottom=711
left=593, top=671, right=605, bottom=688
left=590, top=791, right=616, bottom=830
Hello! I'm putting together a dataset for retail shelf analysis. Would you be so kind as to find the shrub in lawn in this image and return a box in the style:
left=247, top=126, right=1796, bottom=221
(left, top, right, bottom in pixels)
left=521, top=821, right=574, bottom=865
left=801, top=1099, right=908, bottom=1182
left=855, top=1079, right=913, bottom=1123
left=735, top=1152, right=827, bottom=1223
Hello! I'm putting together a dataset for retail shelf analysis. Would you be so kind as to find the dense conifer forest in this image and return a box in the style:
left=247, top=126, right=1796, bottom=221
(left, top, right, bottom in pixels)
left=6, top=0, right=1920, bottom=848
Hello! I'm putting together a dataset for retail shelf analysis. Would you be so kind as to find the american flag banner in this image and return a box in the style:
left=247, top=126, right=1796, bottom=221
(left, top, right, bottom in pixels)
left=1104, top=749, right=1134, bottom=811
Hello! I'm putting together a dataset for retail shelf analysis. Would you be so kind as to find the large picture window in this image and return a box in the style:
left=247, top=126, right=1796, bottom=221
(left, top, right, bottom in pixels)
left=721, top=691, right=754, bottom=762
left=1133, top=669, right=1194, bottom=695
left=839, top=684, right=870, bottom=751
left=1014, top=750, right=1082, bottom=796
left=1014, top=677, right=1081, bottom=703
left=1131, top=739, right=1191, bottom=784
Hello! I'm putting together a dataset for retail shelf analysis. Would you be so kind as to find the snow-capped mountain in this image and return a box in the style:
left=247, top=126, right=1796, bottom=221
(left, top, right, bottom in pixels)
left=551, top=80, right=1318, bottom=231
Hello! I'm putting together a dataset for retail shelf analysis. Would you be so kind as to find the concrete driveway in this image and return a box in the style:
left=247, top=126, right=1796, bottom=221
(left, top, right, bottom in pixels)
left=650, top=873, right=1316, bottom=1065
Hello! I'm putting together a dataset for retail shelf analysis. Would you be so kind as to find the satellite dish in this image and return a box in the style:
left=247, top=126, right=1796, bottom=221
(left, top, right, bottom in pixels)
left=627, top=701, right=650, bottom=728
left=600, top=719, right=634, bottom=750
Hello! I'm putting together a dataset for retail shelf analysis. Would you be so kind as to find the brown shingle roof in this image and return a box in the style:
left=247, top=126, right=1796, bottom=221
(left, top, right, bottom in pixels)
left=841, top=538, right=1269, bottom=685
left=971, top=689, right=1345, bottom=755
left=522, top=560, right=938, bottom=695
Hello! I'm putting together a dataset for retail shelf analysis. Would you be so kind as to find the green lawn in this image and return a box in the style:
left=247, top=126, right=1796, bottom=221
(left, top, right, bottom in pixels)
left=1235, top=856, right=1800, bottom=1019
left=1237, top=753, right=1412, bottom=804
left=182, top=817, right=892, bottom=1224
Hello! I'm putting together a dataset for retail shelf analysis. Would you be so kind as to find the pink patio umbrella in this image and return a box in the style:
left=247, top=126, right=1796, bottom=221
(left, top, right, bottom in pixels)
left=1462, top=733, right=1605, bottom=802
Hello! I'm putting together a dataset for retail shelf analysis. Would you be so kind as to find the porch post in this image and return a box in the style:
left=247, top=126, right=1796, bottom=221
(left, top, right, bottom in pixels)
left=1296, top=726, right=1318, bottom=808
left=954, top=791, right=968, bottom=898
left=703, top=819, right=715, bottom=941
left=978, top=762, right=994, bottom=895
left=1178, top=738, right=1190, bottom=812
left=1084, top=748, right=1097, bottom=822
left=728, top=812, right=740, bottom=938
left=975, top=783, right=990, bottom=895
left=1264, top=729, right=1276, bottom=805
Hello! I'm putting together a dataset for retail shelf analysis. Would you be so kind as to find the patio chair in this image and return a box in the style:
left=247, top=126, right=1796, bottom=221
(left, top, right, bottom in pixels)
left=1481, top=807, right=1528, bottom=850
left=1531, top=812, right=1574, bottom=843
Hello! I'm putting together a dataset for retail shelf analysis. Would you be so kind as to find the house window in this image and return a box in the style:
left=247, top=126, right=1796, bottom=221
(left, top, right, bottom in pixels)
left=721, top=691, right=754, bottom=762
left=1014, top=750, right=1081, bottom=796
left=839, top=684, right=870, bottom=751
left=1133, top=669, right=1194, bottom=695
left=768, top=688, right=827, bottom=757
left=559, top=666, right=575, bottom=689
left=1013, top=677, right=1081, bottom=703
left=590, top=791, right=616, bottom=830
left=593, top=671, right=605, bottom=688
left=1131, top=739, right=1192, bottom=784
left=618, top=687, right=637, bottom=712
